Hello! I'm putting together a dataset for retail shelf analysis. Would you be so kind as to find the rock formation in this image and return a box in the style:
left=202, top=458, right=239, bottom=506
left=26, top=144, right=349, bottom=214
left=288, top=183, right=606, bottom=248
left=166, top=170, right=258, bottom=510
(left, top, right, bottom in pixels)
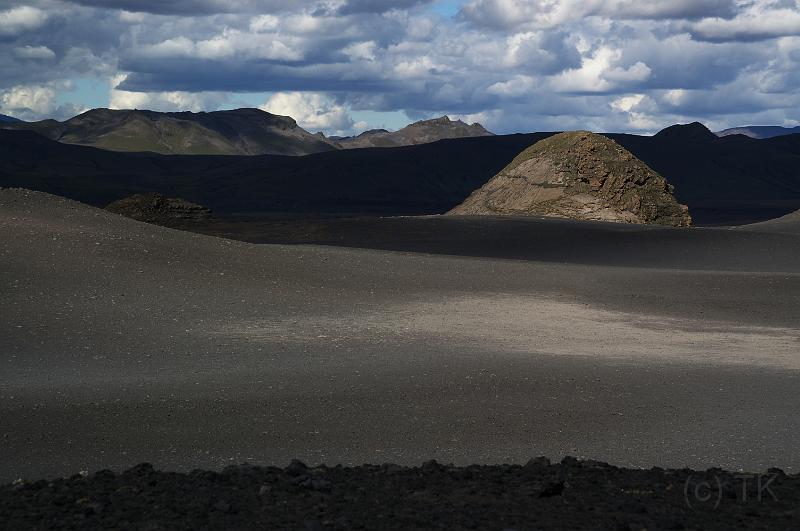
left=105, top=193, right=211, bottom=224
left=448, top=131, right=691, bottom=226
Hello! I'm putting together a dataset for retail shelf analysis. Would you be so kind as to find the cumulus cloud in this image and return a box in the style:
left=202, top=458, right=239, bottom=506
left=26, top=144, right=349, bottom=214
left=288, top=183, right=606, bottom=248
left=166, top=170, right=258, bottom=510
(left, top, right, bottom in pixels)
left=550, top=48, right=651, bottom=93
left=0, top=5, right=48, bottom=36
left=63, top=0, right=435, bottom=16
left=132, top=32, right=304, bottom=62
left=59, top=0, right=317, bottom=15
left=260, top=92, right=354, bottom=134
left=0, top=0, right=798, bottom=133
left=459, top=0, right=737, bottom=30
left=0, top=84, right=56, bottom=115
left=337, top=0, right=433, bottom=15
left=0, top=82, right=87, bottom=121
left=13, top=45, right=56, bottom=61
left=109, top=73, right=228, bottom=112
left=691, top=5, right=800, bottom=42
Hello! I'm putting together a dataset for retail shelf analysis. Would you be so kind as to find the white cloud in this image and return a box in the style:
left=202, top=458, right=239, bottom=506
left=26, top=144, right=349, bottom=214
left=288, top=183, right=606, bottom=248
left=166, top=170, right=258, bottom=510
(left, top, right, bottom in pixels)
left=550, top=47, right=651, bottom=93
left=691, top=6, right=800, bottom=42
left=611, top=93, right=645, bottom=112
left=487, top=75, right=536, bottom=96
left=260, top=92, right=354, bottom=134
left=118, top=10, right=148, bottom=23
left=249, top=14, right=279, bottom=32
left=13, top=45, right=56, bottom=61
left=0, top=84, right=56, bottom=115
left=343, top=41, right=377, bottom=62
left=109, top=73, right=227, bottom=111
left=134, top=31, right=303, bottom=61
left=459, top=0, right=736, bottom=30
left=1, top=0, right=799, bottom=134
left=0, top=6, right=48, bottom=36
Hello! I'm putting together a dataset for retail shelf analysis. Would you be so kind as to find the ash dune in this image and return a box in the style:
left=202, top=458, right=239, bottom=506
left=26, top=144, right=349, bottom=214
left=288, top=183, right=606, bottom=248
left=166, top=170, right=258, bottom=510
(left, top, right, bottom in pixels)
left=448, top=131, right=691, bottom=226
left=741, top=208, right=800, bottom=234
left=2, top=188, right=800, bottom=482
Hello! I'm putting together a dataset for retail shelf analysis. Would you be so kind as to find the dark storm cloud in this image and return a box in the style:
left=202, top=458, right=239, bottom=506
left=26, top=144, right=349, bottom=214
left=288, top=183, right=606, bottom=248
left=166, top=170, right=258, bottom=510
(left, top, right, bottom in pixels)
left=0, top=3, right=121, bottom=89
left=61, top=0, right=434, bottom=15
left=56, top=0, right=313, bottom=15
left=337, top=0, right=432, bottom=15
left=118, top=58, right=396, bottom=93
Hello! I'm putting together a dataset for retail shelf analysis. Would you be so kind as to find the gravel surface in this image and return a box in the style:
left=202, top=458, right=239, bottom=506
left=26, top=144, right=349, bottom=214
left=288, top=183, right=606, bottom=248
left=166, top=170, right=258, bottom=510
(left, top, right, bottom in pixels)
left=2, top=188, right=799, bottom=489
left=2, top=458, right=798, bottom=530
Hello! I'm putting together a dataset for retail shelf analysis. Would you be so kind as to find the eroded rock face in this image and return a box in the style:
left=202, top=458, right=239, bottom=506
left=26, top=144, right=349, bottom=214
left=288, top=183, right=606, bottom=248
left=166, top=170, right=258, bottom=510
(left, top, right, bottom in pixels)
left=105, top=193, right=211, bottom=224
left=448, top=131, right=691, bottom=226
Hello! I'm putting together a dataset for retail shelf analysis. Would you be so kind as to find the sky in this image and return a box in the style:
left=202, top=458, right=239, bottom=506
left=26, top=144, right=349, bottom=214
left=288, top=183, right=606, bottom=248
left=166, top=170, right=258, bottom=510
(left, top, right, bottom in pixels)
left=1, top=0, right=799, bottom=135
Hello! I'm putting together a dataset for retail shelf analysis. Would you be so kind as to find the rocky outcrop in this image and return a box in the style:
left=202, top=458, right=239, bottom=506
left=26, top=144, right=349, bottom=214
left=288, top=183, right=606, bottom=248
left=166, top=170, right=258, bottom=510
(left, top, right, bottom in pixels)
left=448, top=131, right=691, bottom=226
left=105, top=193, right=211, bottom=224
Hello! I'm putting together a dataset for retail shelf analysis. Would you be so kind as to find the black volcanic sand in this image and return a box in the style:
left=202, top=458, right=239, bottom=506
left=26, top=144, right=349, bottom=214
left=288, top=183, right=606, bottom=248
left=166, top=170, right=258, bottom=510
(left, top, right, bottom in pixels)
left=3, top=459, right=799, bottom=530
left=174, top=214, right=800, bottom=273
left=2, top=188, right=800, bottom=494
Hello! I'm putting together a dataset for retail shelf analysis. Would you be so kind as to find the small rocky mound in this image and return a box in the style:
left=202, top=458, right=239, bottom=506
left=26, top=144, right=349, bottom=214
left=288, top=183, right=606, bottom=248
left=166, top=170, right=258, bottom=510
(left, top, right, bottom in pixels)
left=105, top=193, right=211, bottom=224
left=448, top=131, right=691, bottom=226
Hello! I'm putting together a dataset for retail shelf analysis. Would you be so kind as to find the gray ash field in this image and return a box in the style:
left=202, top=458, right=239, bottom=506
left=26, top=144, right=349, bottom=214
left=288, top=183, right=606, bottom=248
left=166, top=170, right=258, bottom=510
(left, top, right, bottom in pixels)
left=2, top=188, right=800, bottom=528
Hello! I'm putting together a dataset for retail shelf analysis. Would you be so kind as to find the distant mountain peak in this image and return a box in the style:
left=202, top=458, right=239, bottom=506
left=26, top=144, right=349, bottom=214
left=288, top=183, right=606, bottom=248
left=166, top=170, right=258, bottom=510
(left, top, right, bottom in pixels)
left=335, top=115, right=493, bottom=149
left=415, top=115, right=455, bottom=125
left=0, top=113, right=23, bottom=123
left=0, top=107, right=337, bottom=156
left=654, top=122, right=716, bottom=141
left=715, top=125, right=800, bottom=140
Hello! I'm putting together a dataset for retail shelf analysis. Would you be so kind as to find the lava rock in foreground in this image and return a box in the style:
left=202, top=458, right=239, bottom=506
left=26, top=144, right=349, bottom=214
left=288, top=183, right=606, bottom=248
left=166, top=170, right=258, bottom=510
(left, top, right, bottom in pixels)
left=2, top=458, right=797, bottom=530
left=105, top=192, right=211, bottom=225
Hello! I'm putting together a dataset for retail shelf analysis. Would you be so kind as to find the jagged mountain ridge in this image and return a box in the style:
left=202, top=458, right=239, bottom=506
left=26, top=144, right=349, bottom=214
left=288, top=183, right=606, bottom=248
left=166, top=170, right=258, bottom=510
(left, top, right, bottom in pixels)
left=448, top=131, right=691, bottom=226
left=0, top=109, right=494, bottom=155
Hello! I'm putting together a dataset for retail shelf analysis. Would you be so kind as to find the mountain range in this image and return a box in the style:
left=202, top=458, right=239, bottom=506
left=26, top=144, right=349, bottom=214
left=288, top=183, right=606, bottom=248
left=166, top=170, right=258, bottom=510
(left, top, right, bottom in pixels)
left=0, top=108, right=339, bottom=156
left=0, top=114, right=22, bottom=123
left=0, top=108, right=493, bottom=155
left=2, top=122, right=799, bottom=225
left=333, top=116, right=493, bottom=149
left=716, top=125, right=800, bottom=139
